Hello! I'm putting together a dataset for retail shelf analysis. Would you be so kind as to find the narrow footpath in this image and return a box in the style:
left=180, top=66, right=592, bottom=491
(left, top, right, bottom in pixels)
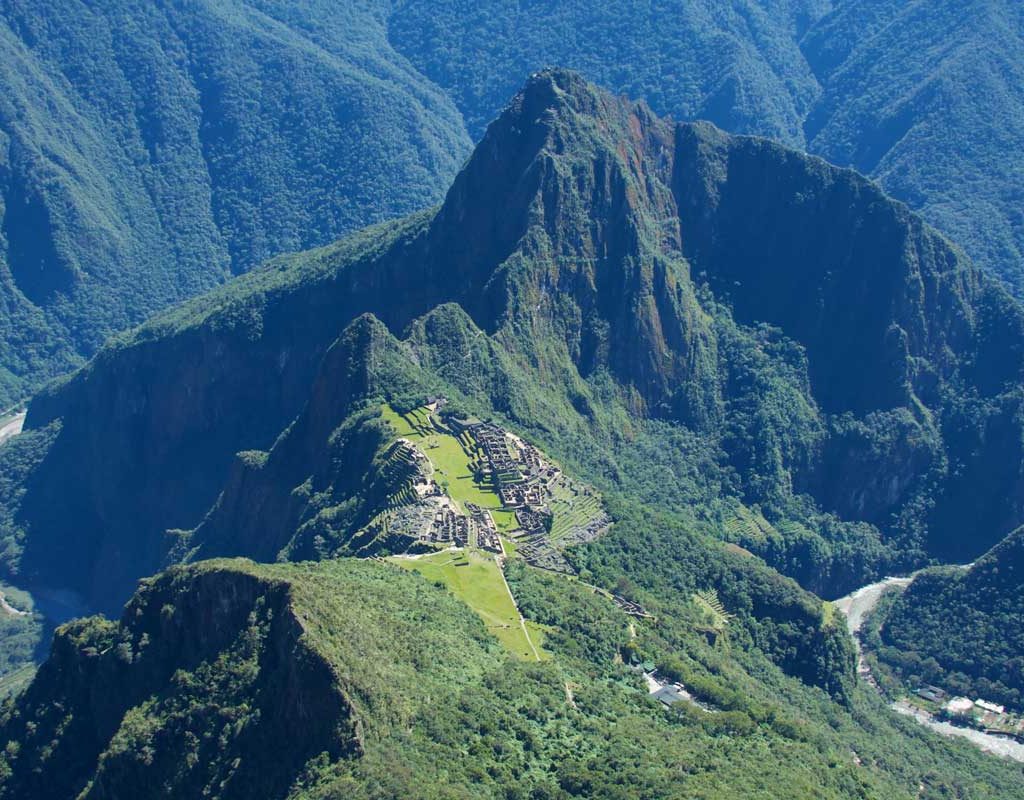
left=495, top=556, right=541, bottom=662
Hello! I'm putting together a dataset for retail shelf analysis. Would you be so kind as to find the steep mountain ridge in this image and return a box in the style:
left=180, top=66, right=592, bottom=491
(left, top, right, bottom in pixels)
left=2, top=69, right=1024, bottom=800
left=0, top=560, right=361, bottom=799
left=7, top=555, right=1024, bottom=799
left=175, top=315, right=437, bottom=563
left=3, top=1, right=1024, bottom=407
left=2, top=70, right=1022, bottom=614
left=673, top=124, right=1014, bottom=414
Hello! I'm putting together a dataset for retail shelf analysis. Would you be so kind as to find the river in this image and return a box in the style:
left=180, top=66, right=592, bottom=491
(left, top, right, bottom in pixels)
left=834, top=573, right=1024, bottom=764
left=0, top=411, right=25, bottom=445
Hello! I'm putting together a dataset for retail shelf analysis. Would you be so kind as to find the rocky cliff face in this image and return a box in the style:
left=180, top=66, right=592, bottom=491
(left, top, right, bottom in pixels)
left=181, top=314, right=436, bottom=563
left=3, top=70, right=1023, bottom=611
left=0, top=561, right=358, bottom=800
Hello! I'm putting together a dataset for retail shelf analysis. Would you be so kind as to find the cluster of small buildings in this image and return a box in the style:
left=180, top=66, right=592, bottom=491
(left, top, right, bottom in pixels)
left=518, top=442, right=543, bottom=472
left=917, top=685, right=1009, bottom=719
left=499, top=484, right=544, bottom=507
left=472, top=423, right=522, bottom=485
left=517, top=537, right=573, bottom=573
left=613, top=595, right=654, bottom=618
left=454, top=418, right=578, bottom=569
left=467, top=503, right=502, bottom=554
left=413, top=499, right=505, bottom=553
left=397, top=411, right=610, bottom=573
left=914, top=686, right=1023, bottom=738
left=386, top=502, right=437, bottom=540
left=639, top=666, right=707, bottom=710
left=560, top=512, right=612, bottom=547
left=944, top=695, right=1007, bottom=718
left=515, top=508, right=548, bottom=534
left=420, top=504, right=469, bottom=547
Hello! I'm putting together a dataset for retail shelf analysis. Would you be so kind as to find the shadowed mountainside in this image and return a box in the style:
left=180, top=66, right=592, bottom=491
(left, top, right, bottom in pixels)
left=2, top=0, right=1023, bottom=406
left=1, top=70, right=1020, bottom=615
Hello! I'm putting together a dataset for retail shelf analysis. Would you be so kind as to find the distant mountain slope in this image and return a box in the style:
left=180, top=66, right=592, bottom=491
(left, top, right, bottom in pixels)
left=0, top=0, right=471, bottom=404
left=2, top=0, right=1023, bottom=407
left=390, top=0, right=1024, bottom=295
left=3, top=71, right=1021, bottom=619
left=803, top=0, right=1024, bottom=292
left=2, top=70, right=1024, bottom=799
left=387, top=0, right=824, bottom=143
left=871, top=526, right=1024, bottom=710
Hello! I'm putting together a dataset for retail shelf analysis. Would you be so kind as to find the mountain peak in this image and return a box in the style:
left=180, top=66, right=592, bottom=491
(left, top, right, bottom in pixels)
left=7, top=72, right=1024, bottom=617
left=510, top=67, right=614, bottom=121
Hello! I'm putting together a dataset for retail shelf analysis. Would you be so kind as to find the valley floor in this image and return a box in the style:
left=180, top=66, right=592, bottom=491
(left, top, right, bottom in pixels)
left=836, top=573, right=1024, bottom=763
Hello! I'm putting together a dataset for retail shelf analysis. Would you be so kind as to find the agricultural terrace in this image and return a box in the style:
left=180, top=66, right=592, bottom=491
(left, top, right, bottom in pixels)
left=378, top=402, right=648, bottom=655
left=547, top=479, right=604, bottom=542
left=391, top=550, right=545, bottom=661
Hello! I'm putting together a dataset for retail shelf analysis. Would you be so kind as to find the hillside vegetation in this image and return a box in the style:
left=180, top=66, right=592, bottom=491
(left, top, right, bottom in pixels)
left=0, top=0, right=470, bottom=404
left=3, top=557, right=1024, bottom=799
left=0, top=70, right=1020, bottom=634
left=1, top=0, right=1023, bottom=403
left=1, top=69, right=1024, bottom=799
left=870, top=526, right=1024, bottom=711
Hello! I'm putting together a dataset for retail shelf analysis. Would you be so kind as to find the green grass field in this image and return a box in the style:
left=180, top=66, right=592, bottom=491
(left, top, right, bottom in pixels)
left=381, top=405, right=518, bottom=531
left=391, top=550, right=542, bottom=660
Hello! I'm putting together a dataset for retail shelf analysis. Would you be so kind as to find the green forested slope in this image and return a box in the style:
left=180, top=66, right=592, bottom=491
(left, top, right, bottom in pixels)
left=387, top=0, right=824, bottom=143
left=389, top=0, right=1024, bottom=293
left=2, top=0, right=1024, bottom=405
left=3, top=71, right=1021, bottom=618
left=871, top=526, right=1024, bottom=710
left=2, top=557, right=1023, bottom=799
left=803, top=0, right=1024, bottom=291
left=0, top=0, right=470, bottom=404
left=1, top=70, right=1023, bottom=798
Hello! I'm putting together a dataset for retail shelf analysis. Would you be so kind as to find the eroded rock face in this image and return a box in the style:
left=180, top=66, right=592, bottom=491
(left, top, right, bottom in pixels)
left=0, top=563, right=358, bottom=800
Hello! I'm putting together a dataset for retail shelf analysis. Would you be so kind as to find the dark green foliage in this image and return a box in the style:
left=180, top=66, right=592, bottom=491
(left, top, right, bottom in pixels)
left=3, top=0, right=1024, bottom=407
left=504, top=559, right=633, bottom=668
left=803, top=0, right=1024, bottom=291
left=4, top=70, right=1022, bottom=617
left=5, top=558, right=1024, bottom=800
left=0, top=0, right=470, bottom=406
left=573, top=498, right=857, bottom=704
left=180, top=319, right=447, bottom=564
left=0, top=582, right=43, bottom=695
left=391, top=0, right=1024, bottom=296
left=2, top=70, right=1024, bottom=798
left=0, top=422, right=59, bottom=574
left=388, top=0, right=821, bottom=144
left=0, top=558, right=497, bottom=799
left=872, top=527, right=1024, bottom=710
